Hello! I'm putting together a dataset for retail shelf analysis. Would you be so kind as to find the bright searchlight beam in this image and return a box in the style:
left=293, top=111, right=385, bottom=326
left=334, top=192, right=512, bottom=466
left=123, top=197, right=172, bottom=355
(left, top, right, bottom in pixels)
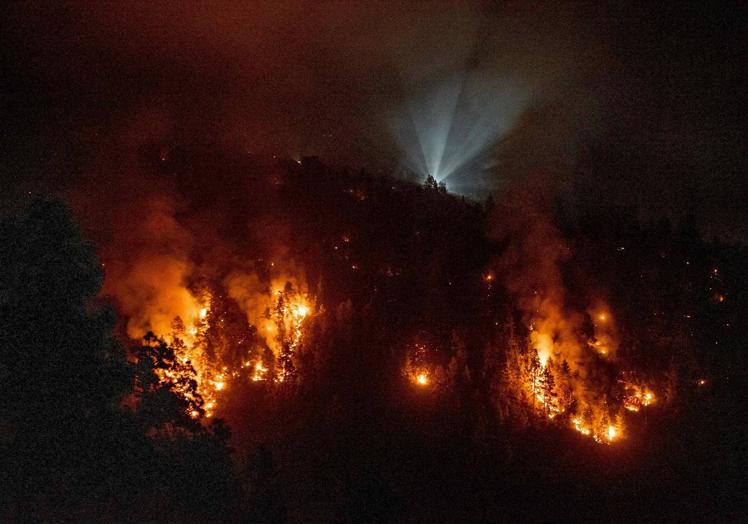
left=390, top=73, right=527, bottom=198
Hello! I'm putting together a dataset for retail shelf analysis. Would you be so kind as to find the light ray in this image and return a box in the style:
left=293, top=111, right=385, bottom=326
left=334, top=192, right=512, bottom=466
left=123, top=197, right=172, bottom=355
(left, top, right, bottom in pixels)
left=390, top=74, right=528, bottom=198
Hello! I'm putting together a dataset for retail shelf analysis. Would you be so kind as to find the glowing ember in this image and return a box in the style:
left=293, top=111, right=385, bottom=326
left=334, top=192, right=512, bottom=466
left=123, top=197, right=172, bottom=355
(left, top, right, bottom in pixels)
left=415, top=372, right=430, bottom=386
left=405, top=342, right=433, bottom=388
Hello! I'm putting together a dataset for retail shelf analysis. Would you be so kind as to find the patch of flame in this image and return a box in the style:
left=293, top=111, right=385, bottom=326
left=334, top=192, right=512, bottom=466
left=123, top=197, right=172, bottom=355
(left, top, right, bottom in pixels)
left=571, top=417, right=591, bottom=436
left=623, top=382, right=656, bottom=412
left=252, top=362, right=268, bottom=382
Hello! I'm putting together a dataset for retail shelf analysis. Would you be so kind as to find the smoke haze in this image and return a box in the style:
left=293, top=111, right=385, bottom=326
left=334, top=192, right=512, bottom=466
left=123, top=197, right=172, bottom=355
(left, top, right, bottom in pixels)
left=3, top=2, right=744, bottom=239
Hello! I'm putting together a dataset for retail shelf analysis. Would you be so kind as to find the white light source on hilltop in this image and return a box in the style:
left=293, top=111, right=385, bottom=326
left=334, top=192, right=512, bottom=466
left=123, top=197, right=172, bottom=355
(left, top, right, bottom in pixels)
left=390, top=73, right=528, bottom=199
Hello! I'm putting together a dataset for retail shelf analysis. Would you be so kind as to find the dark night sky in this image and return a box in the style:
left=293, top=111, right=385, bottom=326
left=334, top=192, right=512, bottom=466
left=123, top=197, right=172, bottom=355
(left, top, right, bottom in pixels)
left=1, top=2, right=745, bottom=241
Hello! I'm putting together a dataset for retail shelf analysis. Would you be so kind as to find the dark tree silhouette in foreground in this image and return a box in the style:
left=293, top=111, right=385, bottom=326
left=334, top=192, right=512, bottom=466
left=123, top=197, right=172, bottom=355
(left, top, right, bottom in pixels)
left=0, top=197, right=238, bottom=521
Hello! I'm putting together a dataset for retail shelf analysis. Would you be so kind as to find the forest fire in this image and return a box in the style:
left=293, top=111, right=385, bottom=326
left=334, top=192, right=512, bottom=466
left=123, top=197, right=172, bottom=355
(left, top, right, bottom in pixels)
left=4, top=1, right=745, bottom=520
left=498, top=246, right=657, bottom=444
left=514, top=307, right=658, bottom=444
left=126, top=269, right=315, bottom=419
left=7, top=160, right=742, bottom=521
left=91, top=169, right=666, bottom=448
left=490, top=189, right=667, bottom=444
